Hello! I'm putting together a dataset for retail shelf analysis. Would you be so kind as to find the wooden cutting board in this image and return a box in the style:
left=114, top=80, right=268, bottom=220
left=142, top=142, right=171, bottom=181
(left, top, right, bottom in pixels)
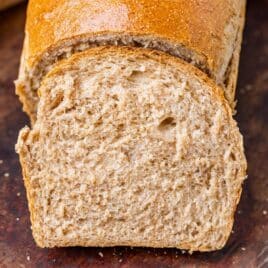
left=0, top=2, right=267, bottom=267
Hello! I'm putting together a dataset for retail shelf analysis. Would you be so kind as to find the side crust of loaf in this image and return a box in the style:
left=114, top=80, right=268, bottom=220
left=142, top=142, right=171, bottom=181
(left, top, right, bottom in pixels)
left=223, top=2, right=246, bottom=110
left=16, top=47, right=247, bottom=251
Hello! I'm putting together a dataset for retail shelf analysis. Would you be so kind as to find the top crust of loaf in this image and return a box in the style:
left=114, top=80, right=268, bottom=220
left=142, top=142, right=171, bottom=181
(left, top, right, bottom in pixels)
left=16, top=0, right=246, bottom=121
left=24, top=0, right=245, bottom=82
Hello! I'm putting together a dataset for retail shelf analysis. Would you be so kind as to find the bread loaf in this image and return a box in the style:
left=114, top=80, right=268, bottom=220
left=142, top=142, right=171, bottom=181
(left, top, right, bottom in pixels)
left=16, top=47, right=247, bottom=251
left=16, top=0, right=246, bottom=121
left=16, top=0, right=247, bottom=252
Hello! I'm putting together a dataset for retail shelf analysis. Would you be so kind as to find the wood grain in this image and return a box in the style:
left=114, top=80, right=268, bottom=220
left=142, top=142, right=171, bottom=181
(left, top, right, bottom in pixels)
left=0, top=1, right=267, bottom=267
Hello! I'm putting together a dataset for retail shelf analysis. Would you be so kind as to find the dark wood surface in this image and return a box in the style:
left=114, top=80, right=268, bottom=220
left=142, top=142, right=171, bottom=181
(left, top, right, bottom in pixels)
left=0, top=1, right=267, bottom=267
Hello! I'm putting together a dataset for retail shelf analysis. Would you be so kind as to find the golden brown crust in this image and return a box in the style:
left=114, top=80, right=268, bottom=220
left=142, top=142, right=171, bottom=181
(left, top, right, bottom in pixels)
left=15, top=36, right=38, bottom=121
left=16, top=127, right=44, bottom=246
left=224, top=1, right=246, bottom=110
left=25, top=0, right=244, bottom=80
left=16, top=0, right=246, bottom=121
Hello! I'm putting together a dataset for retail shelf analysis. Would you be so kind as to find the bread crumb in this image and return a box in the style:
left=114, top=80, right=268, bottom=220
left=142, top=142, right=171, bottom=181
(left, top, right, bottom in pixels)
left=231, top=230, right=234, bottom=234
left=238, top=210, right=242, bottom=214
left=163, top=251, right=167, bottom=255
left=26, top=255, right=30, bottom=261
left=263, top=210, right=267, bottom=215
left=4, top=173, right=9, bottom=177
left=240, top=85, right=252, bottom=95
left=98, top=252, right=104, bottom=258
left=118, top=259, right=123, bottom=263
left=245, top=84, right=252, bottom=91
left=16, top=217, right=20, bottom=221
left=241, top=247, right=246, bottom=251
left=181, top=250, right=186, bottom=254
left=17, top=192, right=21, bottom=197
left=0, top=160, right=3, bottom=164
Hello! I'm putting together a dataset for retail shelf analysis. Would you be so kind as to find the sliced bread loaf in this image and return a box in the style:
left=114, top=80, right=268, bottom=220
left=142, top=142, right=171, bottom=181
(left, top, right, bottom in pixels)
left=16, top=47, right=247, bottom=251
left=16, top=0, right=246, bottom=121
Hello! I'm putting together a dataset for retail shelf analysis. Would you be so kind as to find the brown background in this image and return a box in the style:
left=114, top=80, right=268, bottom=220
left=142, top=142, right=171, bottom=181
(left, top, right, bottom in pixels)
left=0, top=1, right=267, bottom=267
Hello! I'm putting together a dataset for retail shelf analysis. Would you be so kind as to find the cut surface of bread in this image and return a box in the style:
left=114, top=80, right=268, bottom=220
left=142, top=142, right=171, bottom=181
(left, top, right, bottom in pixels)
left=16, top=0, right=246, bottom=121
left=16, top=47, right=247, bottom=251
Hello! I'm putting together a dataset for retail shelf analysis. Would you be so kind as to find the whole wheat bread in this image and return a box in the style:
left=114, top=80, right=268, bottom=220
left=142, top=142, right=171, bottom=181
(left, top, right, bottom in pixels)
left=16, top=0, right=246, bottom=121
left=16, top=47, right=247, bottom=251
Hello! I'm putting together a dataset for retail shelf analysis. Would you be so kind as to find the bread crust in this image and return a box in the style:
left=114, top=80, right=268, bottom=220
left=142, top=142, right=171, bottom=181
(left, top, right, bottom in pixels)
left=16, top=46, right=247, bottom=251
left=224, top=1, right=246, bottom=110
left=16, top=0, right=246, bottom=121
left=25, top=0, right=244, bottom=79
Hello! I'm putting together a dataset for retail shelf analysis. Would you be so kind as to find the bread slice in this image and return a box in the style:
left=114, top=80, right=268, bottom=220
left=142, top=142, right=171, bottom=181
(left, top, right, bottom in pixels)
left=16, top=0, right=246, bottom=121
left=16, top=47, right=246, bottom=251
